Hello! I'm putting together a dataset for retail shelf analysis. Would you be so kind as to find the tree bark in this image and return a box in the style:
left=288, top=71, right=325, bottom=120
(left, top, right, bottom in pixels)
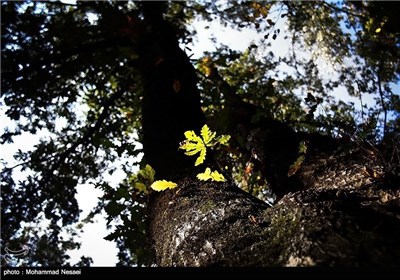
left=148, top=152, right=400, bottom=266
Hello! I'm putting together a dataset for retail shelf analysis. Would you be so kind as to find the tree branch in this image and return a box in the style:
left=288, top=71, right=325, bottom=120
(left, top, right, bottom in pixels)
left=377, top=63, right=388, bottom=138
left=322, top=1, right=368, bottom=20
left=40, top=88, right=125, bottom=184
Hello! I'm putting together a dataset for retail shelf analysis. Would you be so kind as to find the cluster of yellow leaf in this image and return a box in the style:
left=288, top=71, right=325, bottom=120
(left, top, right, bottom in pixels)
left=179, top=124, right=230, bottom=166
left=150, top=124, right=230, bottom=192
left=179, top=124, right=229, bottom=183
left=197, top=168, right=225, bottom=182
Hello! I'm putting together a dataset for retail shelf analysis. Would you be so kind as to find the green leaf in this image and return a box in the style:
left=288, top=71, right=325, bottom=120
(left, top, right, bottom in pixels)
left=116, top=187, right=130, bottom=199
left=138, top=164, right=155, bottom=182
left=104, top=231, right=120, bottom=241
left=134, top=182, right=147, bottom=193
left=105, top=201, right=125, bottom=217
left=217, top=135, right=231, bottom=145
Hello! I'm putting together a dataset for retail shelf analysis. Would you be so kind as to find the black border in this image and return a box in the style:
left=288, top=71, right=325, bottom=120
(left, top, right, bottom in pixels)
left=1, top=267, right=398, bottom=280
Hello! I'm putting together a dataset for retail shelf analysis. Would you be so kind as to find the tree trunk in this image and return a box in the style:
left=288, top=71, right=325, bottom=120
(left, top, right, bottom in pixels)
left=137, top=2, right=205, bottom=180
left=148, top=157, right=400, bottom=266
left=137, top=3, right=400, bottom=267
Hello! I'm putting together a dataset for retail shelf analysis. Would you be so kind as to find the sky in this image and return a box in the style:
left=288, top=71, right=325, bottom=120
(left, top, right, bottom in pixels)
left=1, top=1, right=396, bottom=267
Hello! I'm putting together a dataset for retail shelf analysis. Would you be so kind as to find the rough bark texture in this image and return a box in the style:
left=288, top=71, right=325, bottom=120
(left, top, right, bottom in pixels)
left=298, top=150, right=377, bottom=190
left=145, top=96, right=400, bottom=266
left=148, top=173, right=400, bottom=266
left=147, top=134, right=400, bottom=266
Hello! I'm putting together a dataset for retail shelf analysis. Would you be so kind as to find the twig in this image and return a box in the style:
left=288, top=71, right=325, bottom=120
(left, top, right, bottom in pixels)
left=377, top=63, right=388, bottom=138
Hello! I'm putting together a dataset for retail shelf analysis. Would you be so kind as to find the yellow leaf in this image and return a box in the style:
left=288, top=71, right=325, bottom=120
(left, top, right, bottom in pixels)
left=202, top=56, right=211, bottom=63
left=184, top=130, right=199, bottom=141
left=260, top=6, right=269, bottom=17
left=251, top=2, right=261, bottom=10
left=375, top=28, right=381, bottom=33
left=150, top=180, right=178, bottom=192
left=197, top=167, right=212, bottom=181
left=180, top=129, right=207, bottom=166
left=211, top=170, right=225, bottom=182
left=198, top=57, right=213, bottom=77
left=201, top=124, right=216, bottom=146
left=217, top=135, right=231, bottom=145
left=195, top=147, right=206, bottom=166
left=182, top=141, right=203, bottom=156
left=205, top=66, right=212, bottom=77
left=197, top=168, right=225, bottom=182
left=180, top=124, right=231, bottom=167
left=184, top=130, right=203, bottom=143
